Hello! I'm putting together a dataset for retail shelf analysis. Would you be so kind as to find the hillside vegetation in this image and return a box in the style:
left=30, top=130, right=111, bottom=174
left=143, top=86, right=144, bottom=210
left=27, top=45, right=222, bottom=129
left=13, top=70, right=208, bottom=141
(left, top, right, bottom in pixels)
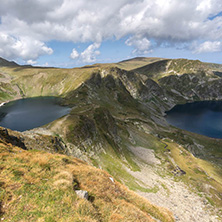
left=0, top=137, right=174, bottom=222
left=0, top=57, right=222, bottom=221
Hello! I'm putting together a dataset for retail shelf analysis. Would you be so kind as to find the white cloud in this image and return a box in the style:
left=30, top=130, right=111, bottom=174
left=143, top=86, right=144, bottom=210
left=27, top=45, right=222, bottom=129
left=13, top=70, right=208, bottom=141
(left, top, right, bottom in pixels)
left=26, top=60, right=37, bottom=65
left=1, top=0, right=222, bottom=60
left=43, top=62, right=49, bottom=67
left=80, top=43, right=100, bottom=63
left=125, top=35, right=152, bottom=55
left=70, top=43, right=101, bottom=63
left=70, top=48, right=79, bottom=59
left=0, top=33, right=53, bottom=60
left=193, top=41, right=222, bottom=53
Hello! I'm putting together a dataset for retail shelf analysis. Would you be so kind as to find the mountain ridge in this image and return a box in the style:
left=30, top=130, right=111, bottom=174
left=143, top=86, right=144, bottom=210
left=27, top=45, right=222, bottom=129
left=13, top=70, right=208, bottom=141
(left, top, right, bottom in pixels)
left=0, top=57, right=19, bottom=67
left=0, top=56, right=222, bottom=221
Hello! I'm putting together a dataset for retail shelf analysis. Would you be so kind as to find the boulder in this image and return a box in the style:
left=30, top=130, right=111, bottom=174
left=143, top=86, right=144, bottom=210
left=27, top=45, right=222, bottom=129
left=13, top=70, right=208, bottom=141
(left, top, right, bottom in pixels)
left=75, top=190, right=89, bottom=200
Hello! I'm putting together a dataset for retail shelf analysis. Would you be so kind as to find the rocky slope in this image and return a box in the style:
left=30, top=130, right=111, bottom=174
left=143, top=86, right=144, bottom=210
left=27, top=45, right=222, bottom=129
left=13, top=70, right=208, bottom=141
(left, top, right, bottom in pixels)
left=0, top=57, right=222, bottom=221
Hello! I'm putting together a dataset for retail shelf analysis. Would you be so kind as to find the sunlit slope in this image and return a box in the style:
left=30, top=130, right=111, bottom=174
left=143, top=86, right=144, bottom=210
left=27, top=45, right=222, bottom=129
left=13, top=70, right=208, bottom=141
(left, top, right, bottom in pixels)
left=0, top=65, right=102, bottom=101
left=116, top=57, right=165, bottom=71
left=133, top=58, right=222, bottom=80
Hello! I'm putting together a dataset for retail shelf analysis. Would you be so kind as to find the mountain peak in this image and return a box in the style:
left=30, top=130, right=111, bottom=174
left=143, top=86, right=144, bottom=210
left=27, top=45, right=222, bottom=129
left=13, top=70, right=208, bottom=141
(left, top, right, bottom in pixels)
left=0, top=57, right=19, bottom=67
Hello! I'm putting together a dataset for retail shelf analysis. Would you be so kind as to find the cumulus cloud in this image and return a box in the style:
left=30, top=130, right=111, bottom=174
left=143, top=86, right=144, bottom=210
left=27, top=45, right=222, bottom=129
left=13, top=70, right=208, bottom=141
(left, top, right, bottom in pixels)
left=1, top=0, right=222, bottom=61
left=125, top=35, right=152, bottom=55
left=80, top=43, right=100, bottom=63
left=26, top=60, right=37, bottom=65
left=0, top=33, right=53, bottom=60
left=70, top=43, right=101, bottom=63
left=193, top=41, right=222, bottom=53
left=70, top=48, right=79, bottom=59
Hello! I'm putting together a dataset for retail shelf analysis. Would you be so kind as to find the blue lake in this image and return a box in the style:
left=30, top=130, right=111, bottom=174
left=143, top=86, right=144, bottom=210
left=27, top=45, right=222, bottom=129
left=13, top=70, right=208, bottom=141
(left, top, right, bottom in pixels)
left=165, top=101, right=222, bottom=138
left=0, top=97, right=71, bottom=132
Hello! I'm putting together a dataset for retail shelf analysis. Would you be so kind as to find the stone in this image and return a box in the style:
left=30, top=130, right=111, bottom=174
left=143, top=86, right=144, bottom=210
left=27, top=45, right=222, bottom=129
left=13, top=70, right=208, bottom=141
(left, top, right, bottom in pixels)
left=109, top=177, right=114, bottom=183
left=75, top=190, right=89, bottom=200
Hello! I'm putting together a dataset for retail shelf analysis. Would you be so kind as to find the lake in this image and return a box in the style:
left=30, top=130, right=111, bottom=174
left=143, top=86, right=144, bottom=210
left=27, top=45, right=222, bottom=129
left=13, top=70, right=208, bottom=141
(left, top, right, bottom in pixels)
left=0, top=97, right=71, bottom=132
left=165, top=100, right=222, bottom=138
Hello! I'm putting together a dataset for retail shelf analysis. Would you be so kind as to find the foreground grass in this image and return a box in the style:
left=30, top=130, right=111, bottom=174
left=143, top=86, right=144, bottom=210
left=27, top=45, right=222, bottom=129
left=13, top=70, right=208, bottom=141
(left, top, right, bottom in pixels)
left=0, top=140, right=174, bottom=222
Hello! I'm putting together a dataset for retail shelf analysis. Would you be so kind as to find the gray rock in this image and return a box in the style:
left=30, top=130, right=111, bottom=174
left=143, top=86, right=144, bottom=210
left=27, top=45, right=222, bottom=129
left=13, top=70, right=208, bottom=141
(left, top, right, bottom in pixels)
left=75, top=190, right=89, bottom=200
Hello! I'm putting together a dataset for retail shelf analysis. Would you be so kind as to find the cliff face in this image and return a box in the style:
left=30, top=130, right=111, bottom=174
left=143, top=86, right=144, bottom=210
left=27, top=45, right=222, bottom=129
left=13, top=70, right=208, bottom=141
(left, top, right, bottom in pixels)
left=159, top=73, right=222, bottom=103
left=128, top=59, right=222, bottom=111
left=0, top=127, right=67, bottom=154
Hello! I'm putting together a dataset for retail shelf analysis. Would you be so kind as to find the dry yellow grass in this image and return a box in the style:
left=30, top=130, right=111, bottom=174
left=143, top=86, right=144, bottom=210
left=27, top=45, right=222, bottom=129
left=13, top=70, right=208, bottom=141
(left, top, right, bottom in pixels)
left=0, top=139, right=174, bottom=221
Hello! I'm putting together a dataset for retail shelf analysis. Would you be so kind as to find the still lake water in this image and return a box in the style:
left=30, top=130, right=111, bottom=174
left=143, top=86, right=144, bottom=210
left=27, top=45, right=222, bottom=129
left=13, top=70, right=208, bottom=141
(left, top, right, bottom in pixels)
left=166, top=101, right=222, bottom=138
left=0, top=97, right=71, bottom=132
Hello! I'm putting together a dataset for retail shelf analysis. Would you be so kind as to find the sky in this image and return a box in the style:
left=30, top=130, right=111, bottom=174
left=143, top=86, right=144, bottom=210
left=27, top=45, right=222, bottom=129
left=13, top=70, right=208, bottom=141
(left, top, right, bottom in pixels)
left=0, top=0, right=222, bottom=68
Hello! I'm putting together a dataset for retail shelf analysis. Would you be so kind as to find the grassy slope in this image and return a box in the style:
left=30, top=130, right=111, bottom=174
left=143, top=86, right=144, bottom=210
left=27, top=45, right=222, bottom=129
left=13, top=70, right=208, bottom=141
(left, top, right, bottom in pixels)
left=0, top=66, right=102, bottom=102
left=132, top=58, right=221, bottom=81
left=158, top=138, right=222, bottom=208
left=0, top=139, right=174, bottom=222
left=116, top=57, right=165, bottom=71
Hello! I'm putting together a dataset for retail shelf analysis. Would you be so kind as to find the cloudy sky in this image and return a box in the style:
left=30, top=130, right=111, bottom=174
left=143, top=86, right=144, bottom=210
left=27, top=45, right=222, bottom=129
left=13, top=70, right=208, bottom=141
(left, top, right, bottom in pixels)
left=0, top=0, right=222, bottom=67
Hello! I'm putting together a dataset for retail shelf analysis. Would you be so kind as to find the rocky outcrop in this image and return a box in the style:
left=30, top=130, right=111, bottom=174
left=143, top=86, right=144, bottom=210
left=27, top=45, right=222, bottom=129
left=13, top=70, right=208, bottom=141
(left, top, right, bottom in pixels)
left=75, top=190, right=89, bottom=200
left=0, top=127, right=67, bottom=154
left=0, top=57, right=19, bottom=67
left=138, top=78, right=165, bottom=101
left=0, top=128, right=26, bottom=150
left=159, top=72, right=222, bottom=104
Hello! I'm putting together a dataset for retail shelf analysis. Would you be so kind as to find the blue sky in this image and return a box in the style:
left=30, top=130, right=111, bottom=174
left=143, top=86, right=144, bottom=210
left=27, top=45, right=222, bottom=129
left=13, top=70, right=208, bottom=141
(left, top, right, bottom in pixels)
left=0, top=0, right=222, bottom=68
left=36, top=39, right=133, bottom=68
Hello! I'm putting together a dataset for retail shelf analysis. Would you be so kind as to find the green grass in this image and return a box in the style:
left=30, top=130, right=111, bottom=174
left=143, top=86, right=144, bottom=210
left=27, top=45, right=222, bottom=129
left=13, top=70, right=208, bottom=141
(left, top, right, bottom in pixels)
left=99, top=152, right=157, bottom=193
left=157, top=140, right=222, bottom=208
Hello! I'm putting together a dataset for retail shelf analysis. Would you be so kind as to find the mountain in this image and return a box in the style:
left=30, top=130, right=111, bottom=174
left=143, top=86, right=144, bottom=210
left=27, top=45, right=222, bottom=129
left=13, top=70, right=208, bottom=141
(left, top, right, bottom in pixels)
left=0, top=57, right=222, bottom=221
left=0, top=57, right=19, bottom=67
left=117, top=57, right=165, bottom=70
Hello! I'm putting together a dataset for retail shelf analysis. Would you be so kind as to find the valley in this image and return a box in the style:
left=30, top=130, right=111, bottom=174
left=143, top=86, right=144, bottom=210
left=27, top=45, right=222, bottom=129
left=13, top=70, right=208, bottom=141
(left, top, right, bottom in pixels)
left=0, top=57, right=222, bottom=221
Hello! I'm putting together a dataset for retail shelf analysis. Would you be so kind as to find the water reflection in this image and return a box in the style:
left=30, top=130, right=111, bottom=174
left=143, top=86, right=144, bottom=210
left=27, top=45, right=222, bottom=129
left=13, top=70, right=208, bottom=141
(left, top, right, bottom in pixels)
left=0, top=97, right=71, bottom=132
left=166, top=101, right=222, bottom=138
